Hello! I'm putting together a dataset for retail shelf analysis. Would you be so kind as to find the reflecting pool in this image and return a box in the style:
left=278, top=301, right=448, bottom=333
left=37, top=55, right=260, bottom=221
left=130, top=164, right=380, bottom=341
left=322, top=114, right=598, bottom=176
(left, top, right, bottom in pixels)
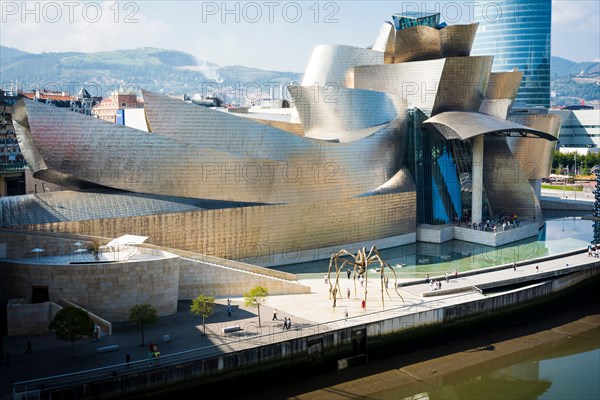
left=272, top=211, right=594, bottom=279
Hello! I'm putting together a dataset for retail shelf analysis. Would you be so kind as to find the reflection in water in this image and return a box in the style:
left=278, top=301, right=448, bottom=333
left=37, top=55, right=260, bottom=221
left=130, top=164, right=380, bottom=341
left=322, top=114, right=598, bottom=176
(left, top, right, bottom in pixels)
left=371, top=327, right=600, bottom=400
left=272, top=215, right=593, bottom=279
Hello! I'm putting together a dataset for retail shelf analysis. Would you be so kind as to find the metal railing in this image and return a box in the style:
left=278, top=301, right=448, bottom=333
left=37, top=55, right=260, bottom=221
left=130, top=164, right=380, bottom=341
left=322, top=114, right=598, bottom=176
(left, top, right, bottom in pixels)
left=12, top=290, right=481, bottom=398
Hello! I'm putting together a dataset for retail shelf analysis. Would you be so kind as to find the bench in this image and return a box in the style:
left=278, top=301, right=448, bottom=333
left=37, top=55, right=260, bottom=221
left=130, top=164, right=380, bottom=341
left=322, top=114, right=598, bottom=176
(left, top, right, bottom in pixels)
left=222, top=325, right=242, bottom=333
left=96, top=344, right=120, bottom=354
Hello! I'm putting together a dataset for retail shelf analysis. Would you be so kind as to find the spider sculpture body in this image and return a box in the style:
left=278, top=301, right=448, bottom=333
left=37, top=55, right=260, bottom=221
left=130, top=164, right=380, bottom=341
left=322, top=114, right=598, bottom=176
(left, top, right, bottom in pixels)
left=326, top=245, right=403, bottom=310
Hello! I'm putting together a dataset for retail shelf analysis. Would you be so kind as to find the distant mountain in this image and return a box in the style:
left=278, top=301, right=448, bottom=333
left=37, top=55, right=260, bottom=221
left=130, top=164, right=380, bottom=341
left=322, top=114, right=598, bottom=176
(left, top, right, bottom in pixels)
left=550, top=56, right=599, bottom=106
left=0, top=46, right=302, bottom=101
left=1, top=46, right=596, bottom=105
left=0, top=46, right=29, bottom=62
left=551, top=56, right=599, bottom=78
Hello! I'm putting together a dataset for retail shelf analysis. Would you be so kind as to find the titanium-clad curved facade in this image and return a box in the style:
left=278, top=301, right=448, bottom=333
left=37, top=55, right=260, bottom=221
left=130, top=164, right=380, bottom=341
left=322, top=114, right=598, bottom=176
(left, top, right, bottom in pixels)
left=300, top=45, right=383, bottom=88
left=471, top=0, right=551, bottom=107
left=483, top=136, right=544, bottom=221
left=14, top=98, right=407, bottom=204
left=352, top=56, right=493, bottom=116
left=507, top=114, right=562, bottom=179
left=289, top=85, right=406, bottom=141
left=393, top=23, right=478, bottom=63
left=486, top=71, right=524, bottom=100
left=372, top=21, right=395, bottom=64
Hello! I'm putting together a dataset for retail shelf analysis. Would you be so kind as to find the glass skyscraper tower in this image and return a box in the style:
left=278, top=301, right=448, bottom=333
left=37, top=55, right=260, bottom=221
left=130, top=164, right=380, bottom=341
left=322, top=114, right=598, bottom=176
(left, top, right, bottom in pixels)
left=471, top=0, right=551, bottom=107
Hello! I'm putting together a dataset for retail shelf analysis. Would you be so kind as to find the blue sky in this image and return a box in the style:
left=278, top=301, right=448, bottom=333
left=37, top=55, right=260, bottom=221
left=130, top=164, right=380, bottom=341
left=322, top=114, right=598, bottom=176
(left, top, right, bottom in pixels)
left=1, top=1, right=599, bottom=72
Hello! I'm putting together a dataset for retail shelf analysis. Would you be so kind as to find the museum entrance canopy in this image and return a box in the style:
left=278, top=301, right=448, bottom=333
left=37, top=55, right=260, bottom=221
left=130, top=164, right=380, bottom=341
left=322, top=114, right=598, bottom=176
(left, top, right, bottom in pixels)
left=423, top=111, right=558, bottom=142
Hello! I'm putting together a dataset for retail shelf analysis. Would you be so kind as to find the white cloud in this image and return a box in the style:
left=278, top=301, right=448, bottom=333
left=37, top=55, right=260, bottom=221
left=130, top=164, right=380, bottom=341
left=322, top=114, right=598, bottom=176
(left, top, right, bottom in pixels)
left=553, top=0, right=600, bottom=31
left=1, top=1, right=172, bottom=53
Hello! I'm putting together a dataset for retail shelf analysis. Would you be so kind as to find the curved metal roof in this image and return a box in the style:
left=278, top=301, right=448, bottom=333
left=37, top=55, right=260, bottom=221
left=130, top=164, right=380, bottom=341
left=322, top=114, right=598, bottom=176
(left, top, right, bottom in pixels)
left=423, top=111, right=558, bottom=141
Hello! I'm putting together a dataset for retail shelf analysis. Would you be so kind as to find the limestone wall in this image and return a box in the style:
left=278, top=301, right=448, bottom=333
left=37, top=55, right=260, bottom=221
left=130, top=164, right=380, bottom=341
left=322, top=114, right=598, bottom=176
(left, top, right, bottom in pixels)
left=6, top=301, right=54, bottom=336
left=0, top=257, right=180, bottom=322
left=178, top=258, right=310, bottom=299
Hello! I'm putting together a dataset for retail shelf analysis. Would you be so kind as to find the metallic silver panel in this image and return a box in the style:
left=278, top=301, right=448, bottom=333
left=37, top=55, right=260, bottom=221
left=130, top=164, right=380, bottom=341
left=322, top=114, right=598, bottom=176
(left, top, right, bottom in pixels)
left=394, top=25, right=441, bottom=63
left=352, top=59, right=446, bottom=116
left=439, top=23, right=479, bottom=58
left=0, top=190, right=213, bottom=227
left=483, top=136, right=543, bottom=222
left=507, top=114, right=562, bottom=179
left=15, top=98, right=407, bottom=204
left=478, top=99, right=513, bottom=119
left=486, top=71, right=523, bottom=100
left=423, top=111, right=559, bottom=141
left=353, top=57, right=492, bottom=117
left=393, top=23, right=479, bottom=63
left=289, top=85, right=407, bottom=142
left=300, top=45, right=383, bottom=88
left=372, top=21, right=395, bottom=63
left=431, top=56, right=492, bottom=115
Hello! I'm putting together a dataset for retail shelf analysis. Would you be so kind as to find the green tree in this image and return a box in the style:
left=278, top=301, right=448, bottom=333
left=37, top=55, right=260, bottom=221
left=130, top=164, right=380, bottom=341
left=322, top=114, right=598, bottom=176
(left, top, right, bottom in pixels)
left=190, top=295, right=215, bottom=336
left=244, top=286, right=268, bottom=328
left=129, top=304, right=158, bottom=346
left=49, top=306, right=94, bottom=358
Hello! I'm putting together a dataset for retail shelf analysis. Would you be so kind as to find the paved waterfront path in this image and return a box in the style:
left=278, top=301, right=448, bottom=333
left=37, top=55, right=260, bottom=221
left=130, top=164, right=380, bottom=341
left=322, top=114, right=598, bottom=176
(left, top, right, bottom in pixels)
left=1, top=248, right=597, bottom=399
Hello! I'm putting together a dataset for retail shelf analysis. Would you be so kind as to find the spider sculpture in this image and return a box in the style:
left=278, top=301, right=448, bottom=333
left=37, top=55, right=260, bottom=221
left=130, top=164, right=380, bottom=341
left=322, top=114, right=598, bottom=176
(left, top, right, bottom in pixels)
left=326, top=245, right=403, bottom=310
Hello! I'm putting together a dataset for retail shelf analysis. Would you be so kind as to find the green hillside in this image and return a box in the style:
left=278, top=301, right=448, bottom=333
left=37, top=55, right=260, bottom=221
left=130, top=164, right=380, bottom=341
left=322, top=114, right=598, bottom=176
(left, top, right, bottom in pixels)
left=0, top=46, right=302, bottom=99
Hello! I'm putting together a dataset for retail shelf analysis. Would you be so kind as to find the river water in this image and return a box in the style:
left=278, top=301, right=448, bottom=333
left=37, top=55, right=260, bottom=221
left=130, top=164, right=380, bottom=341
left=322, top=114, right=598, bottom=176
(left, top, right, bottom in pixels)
left=371, top=331, right=600, bottom=400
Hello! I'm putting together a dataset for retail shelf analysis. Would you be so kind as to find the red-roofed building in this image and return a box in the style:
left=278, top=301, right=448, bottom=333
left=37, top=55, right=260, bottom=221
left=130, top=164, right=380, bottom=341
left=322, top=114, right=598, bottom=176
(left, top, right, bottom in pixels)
left=92, top=91, right=143, bottom=123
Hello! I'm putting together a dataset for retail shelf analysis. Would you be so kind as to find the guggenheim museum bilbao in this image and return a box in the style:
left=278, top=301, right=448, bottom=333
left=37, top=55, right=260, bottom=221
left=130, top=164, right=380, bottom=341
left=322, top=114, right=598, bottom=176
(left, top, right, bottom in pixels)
left=2, top=12, right=560, bottom=270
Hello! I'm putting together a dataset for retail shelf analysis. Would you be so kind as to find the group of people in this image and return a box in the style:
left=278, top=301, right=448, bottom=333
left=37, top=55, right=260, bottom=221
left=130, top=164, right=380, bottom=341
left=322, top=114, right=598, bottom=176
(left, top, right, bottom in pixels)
left=429, top=280, right=442, bottom=291
left=147, top=343, right=160, bottom=366
left=282, top=317, right=292, bottom=330
left=588, top=244, right=600, bottom=258
left=425, top=269, right=458, bottom=287
left=457, top=213, right=521, bottom=232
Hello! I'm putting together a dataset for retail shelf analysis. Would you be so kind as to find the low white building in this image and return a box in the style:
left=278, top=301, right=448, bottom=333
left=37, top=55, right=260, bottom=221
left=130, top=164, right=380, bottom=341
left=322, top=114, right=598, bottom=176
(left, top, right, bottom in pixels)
left=549, top=107, right=600, bottom=155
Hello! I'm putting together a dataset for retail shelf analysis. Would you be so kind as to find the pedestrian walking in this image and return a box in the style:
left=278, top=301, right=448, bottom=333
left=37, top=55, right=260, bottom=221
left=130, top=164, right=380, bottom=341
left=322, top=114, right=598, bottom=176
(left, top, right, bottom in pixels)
left=287, top=318, right=292, bottom=330
left=125, top=352, right=131, bottom=368
left=227, top=304, right=232, bottom=317
left=347, top=268, right=351, bottom=279
left=361, top=299, right=366, bottom=312
left=283, top=317, right=288, bottom=330
left=425, top=273, right=430, bottom=284
left=454, top=269, right=458, bottom=279
left=536, top=265, right=539, bottom=273
left=227, top=298, right=231, bottom=306
left=25, top=340, right=32, bottom=354
left=513, top=262, right=517, bottom=272
left=347, top=287, right=351, bottom=299
left=324, top=274, right=328, bottom=284
left=445, top=272, right=449, bottom=283
left=344, top=309, right=348, bottom=321
left=272, top=309, right=278, bottom=321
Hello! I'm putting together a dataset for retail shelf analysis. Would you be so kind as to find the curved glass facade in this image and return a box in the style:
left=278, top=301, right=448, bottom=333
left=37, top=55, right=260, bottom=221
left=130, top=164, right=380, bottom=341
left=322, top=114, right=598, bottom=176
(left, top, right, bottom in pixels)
left=471, top=0, right=551, bottom=107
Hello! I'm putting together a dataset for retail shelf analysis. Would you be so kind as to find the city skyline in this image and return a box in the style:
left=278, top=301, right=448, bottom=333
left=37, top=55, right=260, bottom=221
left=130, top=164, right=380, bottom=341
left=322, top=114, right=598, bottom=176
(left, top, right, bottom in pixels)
left=1, top=1, right=599, bottom=73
